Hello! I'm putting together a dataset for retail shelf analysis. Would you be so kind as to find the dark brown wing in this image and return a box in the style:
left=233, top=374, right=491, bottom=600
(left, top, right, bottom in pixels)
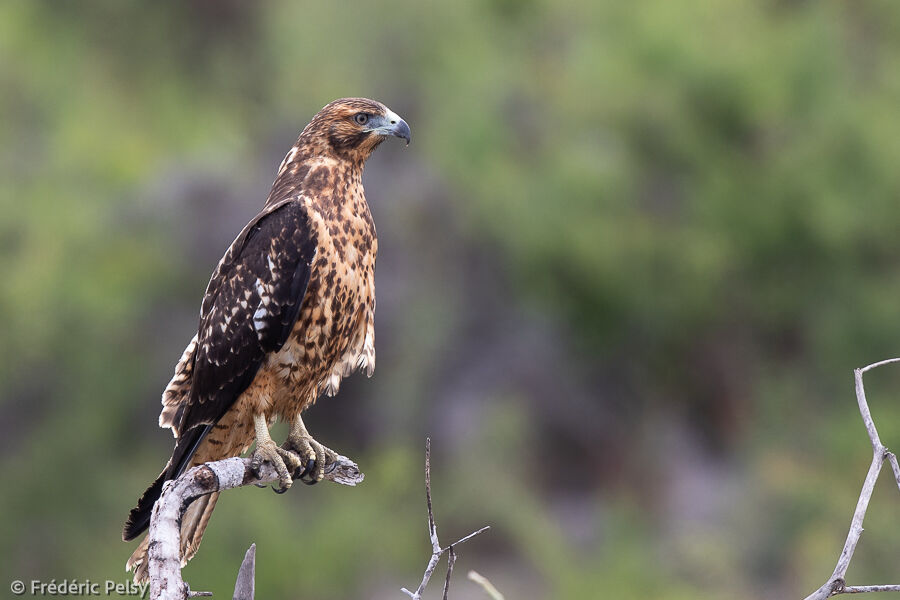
left=123, top=200, right=317, bottom=541
left=174, top=200, right=316, bottom=473
left=186, top=200, right=316, bottom=427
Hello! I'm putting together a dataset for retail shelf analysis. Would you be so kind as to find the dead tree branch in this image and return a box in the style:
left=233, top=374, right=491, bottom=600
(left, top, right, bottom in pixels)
left=147, top=454, right=363, bottom=600
left=401, top=438, right=490, bottom=600
left=232, top=544, right=256, bottom=600
left=804, top=358, right=900, bottom=599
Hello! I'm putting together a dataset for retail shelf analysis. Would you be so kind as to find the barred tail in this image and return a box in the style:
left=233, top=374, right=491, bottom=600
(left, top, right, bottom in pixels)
left=125, top=492, right=220, bottom=584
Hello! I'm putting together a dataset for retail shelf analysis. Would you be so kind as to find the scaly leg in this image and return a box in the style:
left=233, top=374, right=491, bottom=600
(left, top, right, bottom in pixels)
left=249, top=413, right=303, bottom=493
left=281, top=414, right=338, bottom=485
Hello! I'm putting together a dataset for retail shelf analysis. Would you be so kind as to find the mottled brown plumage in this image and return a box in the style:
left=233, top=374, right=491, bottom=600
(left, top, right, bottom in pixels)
left=123, top=98, right=410, bottom=582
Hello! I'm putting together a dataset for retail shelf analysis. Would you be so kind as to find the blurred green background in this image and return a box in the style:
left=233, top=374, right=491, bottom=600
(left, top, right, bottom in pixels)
left=3, top=1, right=900, bottom=598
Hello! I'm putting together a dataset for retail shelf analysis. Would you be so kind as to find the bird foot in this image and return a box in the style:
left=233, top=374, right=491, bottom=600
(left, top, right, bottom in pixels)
left=249, top=438, right=302, bottom=494
left=282, top=433, right=339, bottom=485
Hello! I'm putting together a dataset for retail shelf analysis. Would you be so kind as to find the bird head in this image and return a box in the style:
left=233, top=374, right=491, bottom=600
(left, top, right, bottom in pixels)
left=302, top=98, right=411, bottom=162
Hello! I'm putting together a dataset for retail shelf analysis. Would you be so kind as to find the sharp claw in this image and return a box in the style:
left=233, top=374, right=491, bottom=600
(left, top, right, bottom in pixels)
left=299, top=458, right=318, bottom=484
left=291, top=457, right=316, bottom=480
left=272, top=484, right=289, bottom=494
left=254, top=483, right=267, bottom=489
left=280, top=431, right=337, bottom=483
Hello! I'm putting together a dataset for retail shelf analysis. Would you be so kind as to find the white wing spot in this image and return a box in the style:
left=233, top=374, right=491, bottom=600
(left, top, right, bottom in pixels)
left=253, top=306, right=268, bottom=333
left=254, top=278, right=271, bottom=306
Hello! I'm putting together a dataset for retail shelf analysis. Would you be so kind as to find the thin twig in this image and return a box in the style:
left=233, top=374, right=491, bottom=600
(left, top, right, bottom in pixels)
left=858, top=357, right=900, bottom=374
left=443, top=526, right=491, bottom=552
left=885, top=452, right=900, bottom=494
left=442, top=547, right=456, bottom=600
left=803, top=359, right=900, bottom=599
left=427, top=438, right=439, bottom=553
left=401, top=438, right=490, bottom=600
left=842, top=586, right=900, bottom=594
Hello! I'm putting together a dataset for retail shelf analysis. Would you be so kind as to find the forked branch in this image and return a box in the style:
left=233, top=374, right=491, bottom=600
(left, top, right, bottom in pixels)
left=803, top=358, right=900, bottom=599
left=401, top=438, right=490, bottom=600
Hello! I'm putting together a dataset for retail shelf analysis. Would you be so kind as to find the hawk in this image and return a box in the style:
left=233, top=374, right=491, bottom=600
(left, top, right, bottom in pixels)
left=123, top=98, right=410, bottom=582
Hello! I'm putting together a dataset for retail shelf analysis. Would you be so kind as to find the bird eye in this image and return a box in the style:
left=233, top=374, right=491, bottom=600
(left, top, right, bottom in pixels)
left=354, top=113, right=369, bottom=125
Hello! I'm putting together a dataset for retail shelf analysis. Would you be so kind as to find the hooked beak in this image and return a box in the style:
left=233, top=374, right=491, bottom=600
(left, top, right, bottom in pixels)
left=390, top=118, right=411, bottom=145
left=373, top=108, right=411, bottom=145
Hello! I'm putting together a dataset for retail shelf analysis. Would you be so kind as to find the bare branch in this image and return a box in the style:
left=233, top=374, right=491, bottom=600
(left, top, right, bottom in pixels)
left=858, top=357, right=900, bottom=374
left=148, top=454, right=363, bottom=600
left=426, top=438, right=439, bottom=553
left=444, top=526, right=491, bottom=553
left=853, top=365, right=885, bottom=451
left=886, top=452, right=900, bottom=494
left=441, top=547, right=456, bottom=600
left=401, top=438, right=490, bottom=600
left=803, top=359, right=900, bottom=599
left=232, top=544, right=256, bottom=600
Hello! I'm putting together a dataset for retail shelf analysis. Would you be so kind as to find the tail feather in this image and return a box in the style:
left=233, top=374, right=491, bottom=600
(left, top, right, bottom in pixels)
left=125, top=537, right=151, bottom=584
left=182, top=492, right=220, bottom=561
left=122, top=424, right=212, bottom=542
left=125, top=399, right=256, bottom=584
left=124, top=416, right=252, bottom=584
left=122, top=469, right=166, bottom=542
left=125, top=492, right=220, bottom=584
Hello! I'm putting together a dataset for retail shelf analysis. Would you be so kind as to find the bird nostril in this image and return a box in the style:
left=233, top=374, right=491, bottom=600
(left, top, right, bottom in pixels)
left=390, top=120, right=396, bottom=124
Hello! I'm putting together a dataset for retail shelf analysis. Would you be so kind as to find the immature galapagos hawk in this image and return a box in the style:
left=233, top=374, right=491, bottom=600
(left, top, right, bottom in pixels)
left=123, top=98, right=410, bottom=582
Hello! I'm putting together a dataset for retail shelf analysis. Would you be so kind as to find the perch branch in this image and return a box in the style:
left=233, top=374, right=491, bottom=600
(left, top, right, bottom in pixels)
left=401, top=438, right=490, bottom=600
left=147, top=454, right=363, bottom=600
left=803, top=359, right=900, bottom=599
